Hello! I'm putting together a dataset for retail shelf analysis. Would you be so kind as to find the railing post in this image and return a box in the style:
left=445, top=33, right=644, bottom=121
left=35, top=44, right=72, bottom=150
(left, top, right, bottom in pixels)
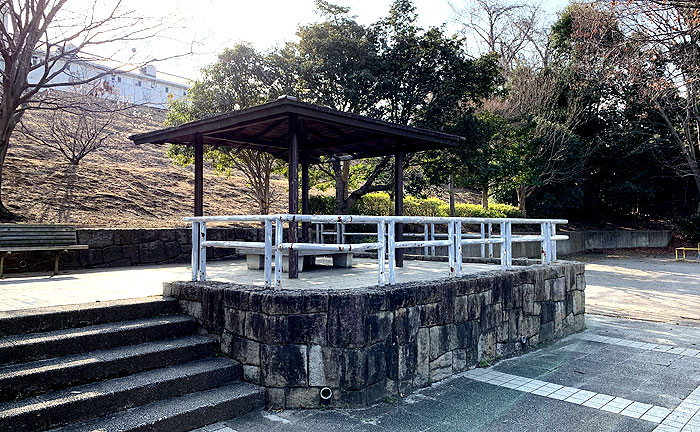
left=430, top=223, right=436, bottom=256
left=198, top=222, right=207, bottom=281
left=551, top=223, right=557, bottom=262
left=275, top=219, right=283, bottom=288
left=480, top=223, right=485, bottom=258
left=191, top=221, right=199, bottom=281
left=488, top=223, right=493, bottom=257
left=423, top=223, right=429, bottom=257
left=388, top=220, right=396, bottom=285
left=506, top=221, right=513, bottom=270
left=500, top=222, right=507, bottom=271
left=541, top=222, right=547, bottom=264
left=448, top=221, right=455, bottom=279
left=264, top=219, right=273, bottom=289
left=315, top=223, right=320, bottom=244
left=378, top=221, right=386, bottom=286
left=336, top=223, right=341, bottom=244
left=455, top=221, right=462, bottom=277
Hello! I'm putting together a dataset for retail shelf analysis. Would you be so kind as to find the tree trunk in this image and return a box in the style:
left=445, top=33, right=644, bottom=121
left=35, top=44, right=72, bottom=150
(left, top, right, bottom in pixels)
left=517, top=185, right=527, bottom=218
left=0, top=132, right=15, bottom=220
left=342, top=160, right=350, bottom=200
left=481, top=184, right=489, bottom=210
left=449, top=173, right=456, bottom=217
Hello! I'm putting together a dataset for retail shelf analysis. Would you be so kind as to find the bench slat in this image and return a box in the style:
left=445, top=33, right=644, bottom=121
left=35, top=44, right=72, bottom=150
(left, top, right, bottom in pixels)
left=1, top=245, right=89, bottom=252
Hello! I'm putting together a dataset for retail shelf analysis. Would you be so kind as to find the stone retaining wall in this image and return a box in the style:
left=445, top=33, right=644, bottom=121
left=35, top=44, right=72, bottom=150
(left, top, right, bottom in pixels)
left=164, top=260, right=586, bottom=409
left=2, top=227, right=261, bottom=274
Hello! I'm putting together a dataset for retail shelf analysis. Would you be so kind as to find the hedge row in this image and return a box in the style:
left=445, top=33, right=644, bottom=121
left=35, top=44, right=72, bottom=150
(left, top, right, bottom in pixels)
left=308, top=193, right=521, bottom=218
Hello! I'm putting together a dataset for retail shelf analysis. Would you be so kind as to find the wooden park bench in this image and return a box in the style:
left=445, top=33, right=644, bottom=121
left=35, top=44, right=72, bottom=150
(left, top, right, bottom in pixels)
left=0, top=224, right=89, bottom=277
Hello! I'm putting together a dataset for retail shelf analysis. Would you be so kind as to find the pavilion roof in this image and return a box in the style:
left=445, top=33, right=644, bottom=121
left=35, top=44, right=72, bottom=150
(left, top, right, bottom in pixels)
left=129, top=96, right=463, bottom=160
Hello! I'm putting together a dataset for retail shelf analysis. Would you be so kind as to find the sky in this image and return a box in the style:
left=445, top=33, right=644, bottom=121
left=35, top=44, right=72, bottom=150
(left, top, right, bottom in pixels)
left=76, top=0, right=570, bottom=82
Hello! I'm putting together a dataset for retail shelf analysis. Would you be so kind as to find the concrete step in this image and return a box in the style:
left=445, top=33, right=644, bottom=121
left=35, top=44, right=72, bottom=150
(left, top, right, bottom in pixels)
left=0, top=335, right=218, bottom=402
left=0, top=315, right=196, bottom=366
left=0, top=297, right=178, bottom=335
left=0, top=358, right=242, bottom=431
left=50, top=381, right=264, bottom=432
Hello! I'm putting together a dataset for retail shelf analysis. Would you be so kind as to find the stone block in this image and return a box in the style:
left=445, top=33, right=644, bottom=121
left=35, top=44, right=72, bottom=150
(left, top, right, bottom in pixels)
left=139, top=240, right=167, bottom=264
left=261, top=293, right=305, bottom=315
left=394, top=307, right=419, bottom=345
left=121, top=244, right=139, bottom=263
left=540, top=321, right=554, bottom=341
left=245, top=311, right=288, bottom=344
left=265, top=388, right=286, bottom=410
left=261, top=344, right=308, bottom=387
left=77, top=229, right=114, bottom=248
left=223, top=289, right=250, bottom=309
left=366, top=311, right=393, bottom=345
left=113, top=230, right=138, bottom=245
left=308, top=345, right=344, bottom=388
left=535, top=280, right=551, bottom=302
left=505, top=284, right=523, bottom=310
left=102, top=245, right=123, bottom=263
left=367, top=378, right=387, bottom=404
left=328, top=293, right=366, bottom=348
left=456, top=321, right=478, bottom=349
left=541, top=301, right=555, bottom=323
left=334, top=389, right=367, bottom=407
left=522, top=284, right=535, bottom=315
left=419, top=302, right=449, bottom=327
left=508, top=309, right=523, bottom=342
left=343, top=349, right=367, bottom=390
left=550, top=277, right=566, bottom=301
left=453, top=296, right=468, bottom=323
left=165, top=241, right=181, bottom=259
left=246, top=254, right=264, bottom=270
left=388, top=286, right=415, bottom=309
left=287, top=313, right=327, bottom=344
left=178, top=300, right=203, bottom=321
left=497, top=321, right=509, bottom=344
left=232, top=335, right=261, bottom=365
left=524, top=316, right=540, bottom=338
left=304, top=292, right=329, bottom=313
left=397, top=343, right=417, bottom=382
left=286, top=387, right=319, bottom=409
left=244, top=365, right=260, bottom=383
left=224, top=308, right=246, bottom=335
left=429, top=325, right=455, bottom=361
left=202, top=286, right=225, bottom=334
left=477, top=331, right=496, bottom=361
left=572, top=290, right=585, bottom=315
left=79, top=248, right=104, bottom=267
left=366, top=343, right=387, bottom=385
left=467, top=294, right=481, bottom=320
left=453, top=349, right=467, bottom=372
left=414, top=327, right=430, bottom=387
left=429, top=351, right=453, bottom=382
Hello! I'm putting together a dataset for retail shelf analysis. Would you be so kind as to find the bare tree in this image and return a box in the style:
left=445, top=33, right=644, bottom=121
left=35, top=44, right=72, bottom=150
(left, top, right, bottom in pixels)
left=450, top=0, right=550, bottom=70
left=0, top=0, right=186, bottom=218
left=18, top=83, right=124, bottom=165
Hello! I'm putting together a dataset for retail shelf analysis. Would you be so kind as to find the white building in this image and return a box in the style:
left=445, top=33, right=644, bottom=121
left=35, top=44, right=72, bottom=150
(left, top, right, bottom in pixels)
left=23, top=55, right=191, bottom=109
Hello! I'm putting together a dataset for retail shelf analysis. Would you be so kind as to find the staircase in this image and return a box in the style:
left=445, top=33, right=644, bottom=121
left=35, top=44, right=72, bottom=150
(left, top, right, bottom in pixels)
left=0, top=297, right=263, bottom=431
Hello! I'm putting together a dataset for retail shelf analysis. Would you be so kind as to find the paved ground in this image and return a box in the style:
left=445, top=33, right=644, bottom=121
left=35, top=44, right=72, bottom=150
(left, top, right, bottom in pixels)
left=198, top=315, right=700, bottom=432
left=582, top=256, right=700, bottom=325
left=0, top=258, right=497, bottom=311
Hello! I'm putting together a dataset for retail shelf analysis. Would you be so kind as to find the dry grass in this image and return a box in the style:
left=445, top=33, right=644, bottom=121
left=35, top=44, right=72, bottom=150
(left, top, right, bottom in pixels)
left=3, top=104, right=288, bottom=228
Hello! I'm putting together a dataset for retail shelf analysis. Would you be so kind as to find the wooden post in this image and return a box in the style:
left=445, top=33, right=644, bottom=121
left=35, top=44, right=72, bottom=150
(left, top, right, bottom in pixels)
left=394, top=149, right=404, bottom=267
left=301, top=151, right=310, bottom=243
left=194, top=132, right=204, bottom=217
left=288, top=114, right=299, bottom=278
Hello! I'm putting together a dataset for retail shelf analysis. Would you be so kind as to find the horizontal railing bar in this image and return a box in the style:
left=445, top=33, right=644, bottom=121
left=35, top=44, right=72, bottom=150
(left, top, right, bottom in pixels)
left=395, top=240, right=452, bottom=248
left=186, top=214, right=569, bottom=225
left=461, top=238, right=505, bottom=245
left=511, top=235, right=545, bottom=243
left=202, top=241, right=266, bottom=249
left=277, top=242, right=381, bottom=252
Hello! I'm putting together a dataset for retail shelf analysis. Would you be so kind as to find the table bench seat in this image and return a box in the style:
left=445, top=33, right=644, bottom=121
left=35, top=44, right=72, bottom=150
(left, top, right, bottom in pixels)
left=237, top=247, right=353, bottom=272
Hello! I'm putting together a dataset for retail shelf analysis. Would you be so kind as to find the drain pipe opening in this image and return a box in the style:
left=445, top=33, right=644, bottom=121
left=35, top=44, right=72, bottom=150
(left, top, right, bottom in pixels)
left=319, top=387, right=333, bottom=406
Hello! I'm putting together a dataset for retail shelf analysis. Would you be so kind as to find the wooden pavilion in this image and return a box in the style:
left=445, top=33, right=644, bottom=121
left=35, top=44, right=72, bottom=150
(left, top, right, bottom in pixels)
left=130, top=95, right=464, bottom=277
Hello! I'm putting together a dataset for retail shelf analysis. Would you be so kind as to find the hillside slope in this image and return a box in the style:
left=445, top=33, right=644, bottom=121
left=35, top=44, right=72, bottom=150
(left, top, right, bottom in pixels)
left=3, top=104, right=290, bottom=227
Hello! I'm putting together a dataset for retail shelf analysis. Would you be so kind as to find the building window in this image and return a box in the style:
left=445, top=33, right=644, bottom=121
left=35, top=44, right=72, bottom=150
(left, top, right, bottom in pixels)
left=31, top=56, right=38, bottom=66
left=117, top=76, right=122, bottom=83
left=165, top=87, right=169, bottom=93
left=136, top=80, right=142, bottom=87
left=111, top=74, right=115, bottom=82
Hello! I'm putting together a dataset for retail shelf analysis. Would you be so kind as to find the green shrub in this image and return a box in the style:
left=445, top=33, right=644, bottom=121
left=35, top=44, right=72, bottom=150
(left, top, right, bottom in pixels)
left=679, top=216, right=700, bottom=244
left=308, top=195, right=335, bottom=215
left=308, top=193, right=521, bottom=218
left=351, top=192, right=392, bottom=216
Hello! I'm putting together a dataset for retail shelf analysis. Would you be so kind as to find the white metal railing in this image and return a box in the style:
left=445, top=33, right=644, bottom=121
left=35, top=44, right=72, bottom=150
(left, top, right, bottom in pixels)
left=184, top=214, right=569, bottom=289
